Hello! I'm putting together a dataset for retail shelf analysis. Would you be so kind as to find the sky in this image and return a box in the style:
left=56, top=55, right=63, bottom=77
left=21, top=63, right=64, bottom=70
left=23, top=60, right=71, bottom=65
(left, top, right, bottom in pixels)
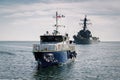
left=0, top=0, right=120, bottom=41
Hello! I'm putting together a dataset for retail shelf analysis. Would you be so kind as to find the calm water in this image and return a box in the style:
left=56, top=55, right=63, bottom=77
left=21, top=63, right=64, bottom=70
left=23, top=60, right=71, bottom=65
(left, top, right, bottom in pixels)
left=0, top=41, right=120, bottom=80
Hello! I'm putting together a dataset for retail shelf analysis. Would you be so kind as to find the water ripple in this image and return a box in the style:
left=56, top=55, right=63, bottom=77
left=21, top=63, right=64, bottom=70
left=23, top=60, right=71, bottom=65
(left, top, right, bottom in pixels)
left=0, top=51, right=15, bottom=55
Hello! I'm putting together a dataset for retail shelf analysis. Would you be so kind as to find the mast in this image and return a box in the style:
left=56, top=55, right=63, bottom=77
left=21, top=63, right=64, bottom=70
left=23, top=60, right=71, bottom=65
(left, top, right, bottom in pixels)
left=55, top=11, right=58, bottom=33
left=83, top=15, right=87, bottom=31
left=54, top=11, right=65, bottom=35
left=80, top=15, right=91, bottom=31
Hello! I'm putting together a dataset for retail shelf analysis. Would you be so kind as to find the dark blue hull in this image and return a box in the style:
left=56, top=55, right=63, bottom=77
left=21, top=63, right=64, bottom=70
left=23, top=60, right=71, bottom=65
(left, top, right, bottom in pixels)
left=33, top=51, right=76, bottom=67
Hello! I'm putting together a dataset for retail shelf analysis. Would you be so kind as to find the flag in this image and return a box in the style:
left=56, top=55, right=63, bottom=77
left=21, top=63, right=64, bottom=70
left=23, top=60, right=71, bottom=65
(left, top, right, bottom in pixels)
left=56, top=15, right=61, bottom=18
left=56, top=15, right=65, bottom=18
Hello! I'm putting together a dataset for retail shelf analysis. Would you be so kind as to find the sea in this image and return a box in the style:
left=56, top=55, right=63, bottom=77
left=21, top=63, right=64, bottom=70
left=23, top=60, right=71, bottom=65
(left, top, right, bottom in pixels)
left=0, top=41, right=120, bottom=80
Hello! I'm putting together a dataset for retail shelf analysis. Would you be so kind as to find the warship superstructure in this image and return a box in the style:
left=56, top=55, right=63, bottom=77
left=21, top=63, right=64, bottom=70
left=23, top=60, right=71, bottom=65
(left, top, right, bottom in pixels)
left=73, top=15, right=99, bottom=44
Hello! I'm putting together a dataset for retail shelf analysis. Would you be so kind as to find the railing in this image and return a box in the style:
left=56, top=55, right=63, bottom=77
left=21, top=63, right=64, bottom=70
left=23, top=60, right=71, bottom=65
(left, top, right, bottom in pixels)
left=33, top=44, right=75, bottom=52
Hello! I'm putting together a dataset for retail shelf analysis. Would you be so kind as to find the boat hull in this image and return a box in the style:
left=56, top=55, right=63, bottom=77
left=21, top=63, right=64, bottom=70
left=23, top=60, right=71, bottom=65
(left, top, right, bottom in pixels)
left=33, top=51, right=76, bottom=67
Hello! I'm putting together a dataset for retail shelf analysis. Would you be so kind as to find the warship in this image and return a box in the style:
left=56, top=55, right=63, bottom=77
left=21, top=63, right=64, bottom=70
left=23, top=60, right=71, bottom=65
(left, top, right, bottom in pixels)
left=33, top=12, right=77, bottom=67
left=73, top=15, right=100, bottom=44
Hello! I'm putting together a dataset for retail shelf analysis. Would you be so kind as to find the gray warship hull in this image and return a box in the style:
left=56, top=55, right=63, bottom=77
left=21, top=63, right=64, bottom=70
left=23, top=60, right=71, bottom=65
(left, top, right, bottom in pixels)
left=74, top=38, right=99, bottom=44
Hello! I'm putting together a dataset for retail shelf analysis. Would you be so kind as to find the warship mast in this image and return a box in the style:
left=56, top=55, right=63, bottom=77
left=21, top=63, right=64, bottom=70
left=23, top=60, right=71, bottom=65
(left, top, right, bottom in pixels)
left=81, top=15, right=91, bottom=31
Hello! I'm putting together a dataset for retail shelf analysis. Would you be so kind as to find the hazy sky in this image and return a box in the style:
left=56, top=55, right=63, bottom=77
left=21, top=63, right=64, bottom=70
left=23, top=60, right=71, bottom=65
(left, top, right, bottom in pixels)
left=0, top=0, right=120, bottom=41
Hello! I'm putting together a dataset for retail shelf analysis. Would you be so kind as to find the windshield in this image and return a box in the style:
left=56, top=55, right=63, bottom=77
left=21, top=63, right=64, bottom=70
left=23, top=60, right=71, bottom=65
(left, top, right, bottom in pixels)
left=41, top=35, right=64, bottom=42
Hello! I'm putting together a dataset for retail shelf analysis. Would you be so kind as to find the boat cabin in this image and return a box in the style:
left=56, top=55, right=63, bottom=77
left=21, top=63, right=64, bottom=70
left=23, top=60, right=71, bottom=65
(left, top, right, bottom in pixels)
left=40, top=35, right=67, bottom=43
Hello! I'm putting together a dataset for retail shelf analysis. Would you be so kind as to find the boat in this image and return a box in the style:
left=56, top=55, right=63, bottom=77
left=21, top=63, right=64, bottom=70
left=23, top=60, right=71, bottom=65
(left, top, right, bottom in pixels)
left=73, top=15, right=100, bottom=44
left=33, top=12, right=77, bottom=67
